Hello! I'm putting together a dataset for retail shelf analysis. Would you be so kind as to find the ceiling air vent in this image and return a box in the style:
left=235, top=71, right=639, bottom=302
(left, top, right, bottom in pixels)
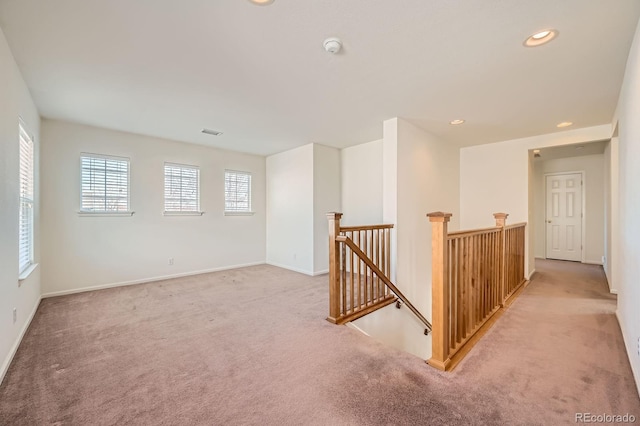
left=202, top=128, right=223, bottom=136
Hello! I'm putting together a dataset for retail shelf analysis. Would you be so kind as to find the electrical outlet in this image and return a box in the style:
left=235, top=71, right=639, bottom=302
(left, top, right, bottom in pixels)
left=12, top=308, right=17, bottom=324
left=168, top=258, right=174, bottom=265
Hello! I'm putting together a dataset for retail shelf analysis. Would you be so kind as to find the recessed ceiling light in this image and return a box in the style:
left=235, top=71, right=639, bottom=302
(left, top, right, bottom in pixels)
left=532, top=31, right=551, bottom=40
left=524, top=29, right=558, bottom=47
left=248, top=0, right=274, bottom=5
left=202, top=128, right=223, bottom=136
left=556, top=121, right=573, bottom=128
left=450, top=119, right=465, bottom=125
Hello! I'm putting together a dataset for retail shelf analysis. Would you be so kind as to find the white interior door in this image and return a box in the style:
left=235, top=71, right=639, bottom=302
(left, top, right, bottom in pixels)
left=546, top=173, right=583, bottom=261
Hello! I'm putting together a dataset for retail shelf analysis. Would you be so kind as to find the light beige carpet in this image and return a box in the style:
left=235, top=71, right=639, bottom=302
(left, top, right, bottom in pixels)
left=0, top=259, right=638, bottom=425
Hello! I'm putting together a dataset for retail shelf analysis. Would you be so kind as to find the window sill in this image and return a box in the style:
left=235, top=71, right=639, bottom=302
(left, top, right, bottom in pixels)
left=163, top=211, right=205, bottom=216
left=224, top=211, right=255, bottom=216
left=18, top=263, right=39, bottom=282
left=78, top=211, right=135, bottom=217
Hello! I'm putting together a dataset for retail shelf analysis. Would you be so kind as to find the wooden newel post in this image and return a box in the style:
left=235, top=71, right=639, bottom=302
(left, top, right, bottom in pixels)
left=427, top=211, right=452, bottom=371
left=494, top=212, right=508, bottom=227
left=494, top=213, right=508, bottom=306
left=326, top=212, right=343, bottom=324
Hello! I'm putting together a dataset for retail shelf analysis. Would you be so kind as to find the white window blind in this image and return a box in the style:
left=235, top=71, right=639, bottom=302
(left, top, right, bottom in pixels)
left=225, top=170, right=252, bottom=213
left=19, top=122, right=34, bottom=274
left=80, top=154, right=130, bottom=212
left=164, top=163, right=200, bottom=212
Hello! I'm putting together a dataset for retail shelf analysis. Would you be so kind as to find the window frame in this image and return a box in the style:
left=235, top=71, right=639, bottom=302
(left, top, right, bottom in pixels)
left=18, top=119, right=35, bottom=277
left=78, top=153, right=133, bottom=216
left=163, top=162, right=203, bottom=216
left=224, top=170, right=253, bottom=216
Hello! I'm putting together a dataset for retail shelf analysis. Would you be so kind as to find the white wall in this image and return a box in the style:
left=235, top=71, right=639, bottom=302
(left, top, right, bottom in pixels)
left=382, top=119, right=399, bottom=282
left=266, top=144, right=314, bottom=274
left=603, top=137, right=619, bottom=293
left=533, top=154, right=605, bottom=265
left=0, top=27, right=41, bottom=383
left=527, top=154, right=536, bottom=276
left=395, top=118, right=460, bottom=319
left=611, top=15, right=640, bottom=397
left=340, top=139, right=383, bottom=226
left=266, top=143, right=340, bottom=276
left=312, top=144, right=341, bottom=275
left=460, top=124, right=611, bottom=277
left=40, top=120, right=266, bottom=295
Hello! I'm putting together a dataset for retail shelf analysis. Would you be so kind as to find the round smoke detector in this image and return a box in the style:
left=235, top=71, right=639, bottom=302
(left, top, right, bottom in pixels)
left=323, top=37, right=342, bottom=54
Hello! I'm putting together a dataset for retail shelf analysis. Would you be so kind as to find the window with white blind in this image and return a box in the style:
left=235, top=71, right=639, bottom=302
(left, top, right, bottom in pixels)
left=80, top=154, right=131, bottom=214
left=224, top=170, right=252, bottom=214
left=19, top=121, right=34, bottom=275
left=164, top=163, right=202, bottom=215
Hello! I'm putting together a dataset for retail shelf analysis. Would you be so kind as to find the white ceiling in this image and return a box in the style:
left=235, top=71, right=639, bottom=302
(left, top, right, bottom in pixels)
left=1, top=0, right=639, bottom=156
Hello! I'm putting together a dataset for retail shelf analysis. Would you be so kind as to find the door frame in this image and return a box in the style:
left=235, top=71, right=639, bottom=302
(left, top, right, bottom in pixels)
left=543, top=171, right=586, bottom=263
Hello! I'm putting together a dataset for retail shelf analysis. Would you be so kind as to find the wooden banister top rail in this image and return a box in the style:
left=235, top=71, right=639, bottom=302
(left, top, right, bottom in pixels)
left=446, top=222, right=527, bottom=238
left=336, top=235, right=433, bottom=334
left=447, top=226, right=501, bottom=238
left=339, top=224, right=394, bottom=232
left=505, top=222, right=527, bottom=230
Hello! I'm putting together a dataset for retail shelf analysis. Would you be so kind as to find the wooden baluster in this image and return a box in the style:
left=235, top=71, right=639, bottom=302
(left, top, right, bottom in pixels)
left=386, top=228, right=390, bottom=296
left=326, top=212, right=343, bottom=323
left=359, top=230, right=362, bottom=309
left=480, top=234, right=485, bottom=320
left=350, top=232, right=354, bottom=313
left=491, top=232, right=500, bottom=306
left=494, top=213, right=508, bottom=305
left=377, top=231, right=380, bottom=300
left=370, top=229, right=374, bottom=302
left=341, top=232, right=346, bottom=315
left=470, top=235, right=475, bottom=328
left=427, top=212, right=452, bottom=371
left=484, top=233, right=489, bottom=315
left=451, top=238, right=457, bottom=349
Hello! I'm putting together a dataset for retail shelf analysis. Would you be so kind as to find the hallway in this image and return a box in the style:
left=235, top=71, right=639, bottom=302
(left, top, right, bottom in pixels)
left=449, top=258, right=640, bottom=423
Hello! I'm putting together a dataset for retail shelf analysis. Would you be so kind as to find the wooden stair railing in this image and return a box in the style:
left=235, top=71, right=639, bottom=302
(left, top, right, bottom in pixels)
left=326, top=213, right=432, bottom=334
left=427, top=212, right=527, bottom=371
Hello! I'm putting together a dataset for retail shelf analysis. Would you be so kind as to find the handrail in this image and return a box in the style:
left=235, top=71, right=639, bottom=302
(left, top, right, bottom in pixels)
left=447, top=226, right=501, bottom=238
left=505, top=222, right=527, bottom=230
left=339, top=224, right=394, bottom=232
left=336, top=235, right=432, bottom=334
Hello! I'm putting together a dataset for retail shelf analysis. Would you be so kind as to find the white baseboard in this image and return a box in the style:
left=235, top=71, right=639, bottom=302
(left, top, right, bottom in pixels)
left=583, top=260, right=604, bottom=266
left=312, top=269, right=329, bottom=276
left=41, top=261, right=266, bottom=298
left=265, top=261, right=314, bottom=276
left=0, top=296, right=41, bottom=386
left=610, top=289, right=618, bottom=295
left=346, top=322, right=370, bottom=337
left=528, top=269, right=536, bottom=280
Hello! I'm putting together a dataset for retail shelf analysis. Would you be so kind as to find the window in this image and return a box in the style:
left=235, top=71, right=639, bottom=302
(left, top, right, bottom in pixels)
left=19, top=121, right=34, bottom=275
left=164, top=163, right=201, bottom=214
left=225, top=170, right=252, bottom=214
left=80, top=154, right=130, bottom=213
